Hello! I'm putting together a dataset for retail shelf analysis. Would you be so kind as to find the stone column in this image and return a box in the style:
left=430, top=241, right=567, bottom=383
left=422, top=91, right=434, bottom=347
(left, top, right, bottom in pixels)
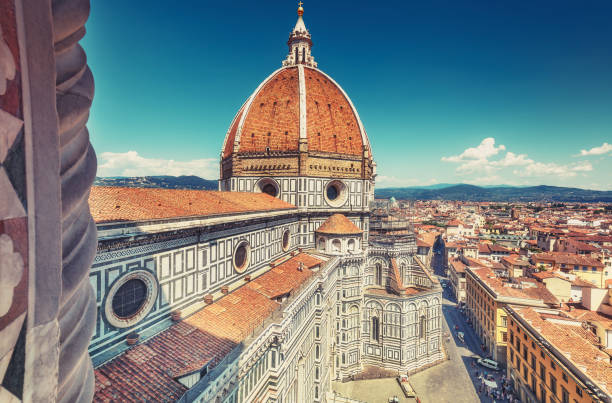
left=0, top=0, right=97, bottom=401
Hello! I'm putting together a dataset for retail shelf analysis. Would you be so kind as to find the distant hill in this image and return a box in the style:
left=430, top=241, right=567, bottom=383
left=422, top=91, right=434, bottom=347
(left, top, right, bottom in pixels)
left=94, top=175, right=218, bottom=190
left=375, top=184, right=612, bottom=202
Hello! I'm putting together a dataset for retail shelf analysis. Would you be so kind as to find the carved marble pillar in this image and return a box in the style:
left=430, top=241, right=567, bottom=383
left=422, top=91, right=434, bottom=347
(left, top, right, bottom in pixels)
left=0, top=0, right=97, bottom=401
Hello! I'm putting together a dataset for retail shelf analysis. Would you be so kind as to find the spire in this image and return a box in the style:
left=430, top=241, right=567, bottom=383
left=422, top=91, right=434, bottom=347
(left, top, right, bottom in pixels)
left=282, top=2, right=317, bottom=68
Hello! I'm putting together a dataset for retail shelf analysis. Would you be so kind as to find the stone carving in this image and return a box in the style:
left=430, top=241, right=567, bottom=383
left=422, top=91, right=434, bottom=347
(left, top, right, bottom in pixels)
left=0, top=25, right=16, bottom=96
left=0, top=234, right=23, bottom=316
left=53, top=0, right=98, bottom=401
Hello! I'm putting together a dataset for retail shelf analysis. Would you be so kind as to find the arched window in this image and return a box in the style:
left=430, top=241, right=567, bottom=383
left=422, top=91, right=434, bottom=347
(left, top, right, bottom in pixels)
left=375, top=263, right=382, bottom=285
left=332, top=239, right=341, bottom=252
left=372, top=317, right=380, bottom=341
left=347, top=239, right=356, bottom=251
left=302, top=47, right=306, bottom=63
left=419, top=315, right=426, bottom=339
left=318, top=237, right=326, bottom=251
left=294, top=47, right=298, bottom=63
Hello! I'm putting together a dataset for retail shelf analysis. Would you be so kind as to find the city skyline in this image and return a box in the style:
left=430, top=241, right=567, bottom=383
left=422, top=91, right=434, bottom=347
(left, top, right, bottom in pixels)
left=84, top=0, right=612, bottom=189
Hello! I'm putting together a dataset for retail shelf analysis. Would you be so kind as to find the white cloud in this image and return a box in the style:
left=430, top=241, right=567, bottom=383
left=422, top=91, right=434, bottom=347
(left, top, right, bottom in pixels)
left=515, top=161, right=593, bottom=177
left=491, top=152, right=533, bottom=167
left=442, top=137, right=505, bottom=163
left=578, top=142, right=612, bottom=156
left=442, top=137, right=597, bottom=184
left=98, top=151, right=218, bottom=179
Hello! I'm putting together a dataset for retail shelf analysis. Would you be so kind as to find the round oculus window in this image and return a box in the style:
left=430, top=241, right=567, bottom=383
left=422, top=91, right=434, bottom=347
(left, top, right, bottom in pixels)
left=104, top=270, right=158, bottom=328
left=262, top=183, right=278, bottom=197
left=282, top=229, right=290, bottom=251
left=233, top=241, right=250, bottom=273
left=326, top=185, right=339, bottom=200
left=112, top=278, right=148, bottom=319
left=324, top=180, right=348, bottom=207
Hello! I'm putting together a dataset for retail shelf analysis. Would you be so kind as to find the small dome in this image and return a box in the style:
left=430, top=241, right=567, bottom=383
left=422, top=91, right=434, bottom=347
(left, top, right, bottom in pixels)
left=316, top=214, right=362, bottom=235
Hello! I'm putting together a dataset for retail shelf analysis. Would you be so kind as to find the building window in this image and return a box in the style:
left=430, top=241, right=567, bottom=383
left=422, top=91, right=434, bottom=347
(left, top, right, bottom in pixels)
left=233, top=240, right=251, bottom=273
left=332, top=239, right=341, bottom=252
left=540, top=385, right=547, bottom=403
left=324, top=180, right=347, bottom=207
left=375, top=263, right=382, bottom=285
left=282, top=229, right=290, bottom=251
left=104, top=269, right=158, bottom=328
left=318, top=237, right=326, bottom=251
left=419, top=315, right=427, bottom=339
left=372, top=317, right=380, bottom=341
left=561, top=372, right=567, bottom=382
left=540, top=363, right=546, bottom=380
left=550, top=375, right=557, bottom=395
left=112, top=279, right=148, bottom=319
left=262, top=183, right=277, bottom=197
left=575, top=386, right=582, bottom=396
left=561, top=387, right=569, bottom=403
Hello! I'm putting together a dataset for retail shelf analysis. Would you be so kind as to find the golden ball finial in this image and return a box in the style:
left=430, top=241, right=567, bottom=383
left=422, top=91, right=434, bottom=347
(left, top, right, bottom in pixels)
left=297, top=1, right=304, bottom=16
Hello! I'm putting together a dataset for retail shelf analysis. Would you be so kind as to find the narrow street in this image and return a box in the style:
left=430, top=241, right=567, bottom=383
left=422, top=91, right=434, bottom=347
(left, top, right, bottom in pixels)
left=409, top=252, right=516, bottom=403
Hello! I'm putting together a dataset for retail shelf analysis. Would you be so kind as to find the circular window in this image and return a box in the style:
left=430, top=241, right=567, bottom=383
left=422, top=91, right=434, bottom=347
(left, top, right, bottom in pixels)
left=324, top=180, right=348, bottom=207
left=233, top=240, right=251, bottom=273
left=256, top=178, right=279, bottom=198
left=104, top=270, right=158, bottom=328
left=282, top=229, right=290, bottom=251
left=262, top=184, right=277, bottom=197
left=112, top=279, right=148, bottom=319
left=326, top=185, right=339, bottom=200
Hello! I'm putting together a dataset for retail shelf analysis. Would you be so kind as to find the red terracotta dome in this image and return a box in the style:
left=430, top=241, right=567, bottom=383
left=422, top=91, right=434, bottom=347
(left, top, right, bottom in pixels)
left=220, top=5, right=374, bottom=183
left=222, top=65, right=371, bottom=159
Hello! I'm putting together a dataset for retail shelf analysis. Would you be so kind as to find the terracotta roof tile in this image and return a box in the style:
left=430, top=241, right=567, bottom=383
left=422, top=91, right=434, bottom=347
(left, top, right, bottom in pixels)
left=246, top=253, right=323, bottom=299
left=316, top=214, right=362, bottom=235
left=93, top=253, right=324, bottom=401
left=89, top=186, right=296, bottom=223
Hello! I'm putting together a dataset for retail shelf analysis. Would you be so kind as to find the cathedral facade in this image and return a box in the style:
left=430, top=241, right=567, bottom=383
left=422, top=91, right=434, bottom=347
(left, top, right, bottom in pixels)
left=91, top=6, right=443, bottom=402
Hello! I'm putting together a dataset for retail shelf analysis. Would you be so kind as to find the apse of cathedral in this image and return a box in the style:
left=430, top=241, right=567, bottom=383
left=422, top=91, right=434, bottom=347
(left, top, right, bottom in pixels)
left=90, top=5, right=443, bottom=402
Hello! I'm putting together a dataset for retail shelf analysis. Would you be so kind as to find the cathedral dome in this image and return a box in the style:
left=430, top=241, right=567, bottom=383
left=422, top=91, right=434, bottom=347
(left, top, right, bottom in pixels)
left=220, top=6, right=373, bottom=182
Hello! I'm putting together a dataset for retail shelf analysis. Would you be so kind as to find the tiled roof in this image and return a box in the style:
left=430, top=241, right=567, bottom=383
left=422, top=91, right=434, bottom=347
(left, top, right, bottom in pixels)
left=94, top=253, right=322, bottom=401
left=246, top=253, right=323, bottom=299
left=316, top=214, right=362, bottom=235
left=470, top=267, right=559, bottom=305
left=89, top=186, right=296, bottom=223
left=94, top=322, right=235, bottom=402
left=416, top=232, right=436, bottom=247
left=449, top=257, right=466, bottom=273
left=515, top=307, right=612, bottom=395
left=565, top=305, right=612, bottom=330
left=571, top=278, right=597, bottom=288
left=533, top=252, right=604, bottom=268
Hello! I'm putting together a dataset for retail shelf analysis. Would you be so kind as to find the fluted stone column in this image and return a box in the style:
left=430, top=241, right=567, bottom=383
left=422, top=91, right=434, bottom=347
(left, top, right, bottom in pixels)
left=0, top=0, right=97, bottom=401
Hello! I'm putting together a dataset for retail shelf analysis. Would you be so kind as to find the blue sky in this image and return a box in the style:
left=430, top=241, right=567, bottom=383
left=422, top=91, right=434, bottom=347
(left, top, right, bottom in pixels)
left=84, top=0, right=612, bottom=189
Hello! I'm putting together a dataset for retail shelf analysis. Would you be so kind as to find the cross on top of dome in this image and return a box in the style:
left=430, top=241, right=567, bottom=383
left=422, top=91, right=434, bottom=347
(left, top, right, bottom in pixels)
left=282, top=2, right=317, bottom=68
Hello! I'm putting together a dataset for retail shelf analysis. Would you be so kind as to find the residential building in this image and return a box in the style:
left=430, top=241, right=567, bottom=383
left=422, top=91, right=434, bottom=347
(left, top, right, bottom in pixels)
left=465, top=267, right=559, bottom=363
left=505, top=306, right=612, bottom=403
